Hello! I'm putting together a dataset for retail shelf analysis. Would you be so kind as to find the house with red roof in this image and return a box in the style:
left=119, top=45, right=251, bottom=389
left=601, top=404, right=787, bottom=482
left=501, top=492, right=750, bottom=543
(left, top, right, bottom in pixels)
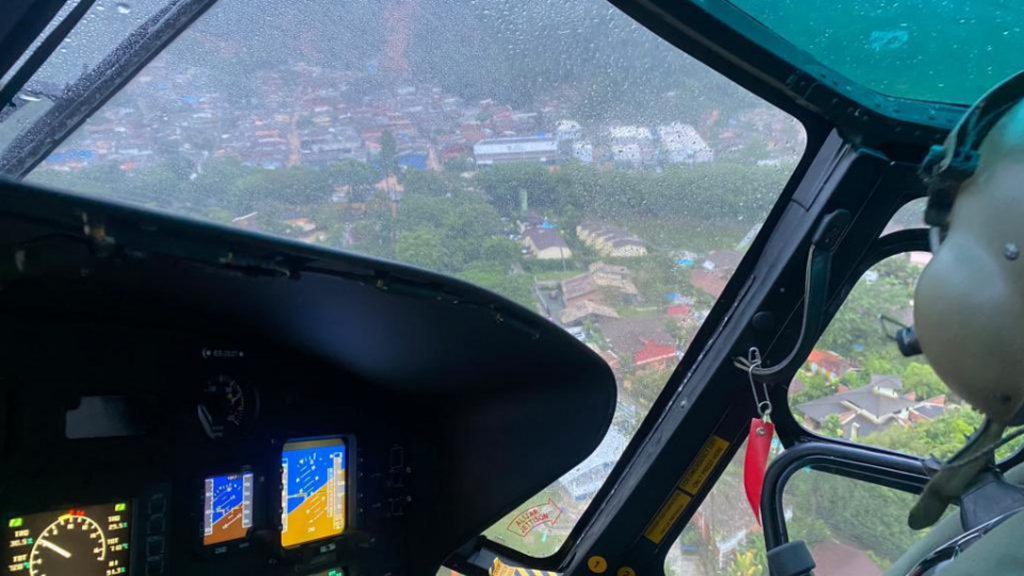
left=633, top=340, right=678, bottom=371
left=691, top=268, right=728, bottom=299
left=807, top=349, right=858, bottom=382
left=667, top=304, right=692, bottom=318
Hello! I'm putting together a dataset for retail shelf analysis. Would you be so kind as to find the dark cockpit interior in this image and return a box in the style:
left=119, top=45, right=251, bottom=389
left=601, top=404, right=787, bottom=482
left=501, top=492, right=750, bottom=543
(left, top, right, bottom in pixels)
left=3, top=2, right=1024, bottom=576
left=0, top=179, right=616, bottom=576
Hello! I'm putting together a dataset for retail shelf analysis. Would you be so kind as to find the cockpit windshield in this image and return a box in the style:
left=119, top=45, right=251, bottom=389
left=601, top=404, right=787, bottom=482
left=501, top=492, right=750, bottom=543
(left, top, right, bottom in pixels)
left=0, top=0, right=177, bottom=153
left=5, top=0, right=805, bottom=558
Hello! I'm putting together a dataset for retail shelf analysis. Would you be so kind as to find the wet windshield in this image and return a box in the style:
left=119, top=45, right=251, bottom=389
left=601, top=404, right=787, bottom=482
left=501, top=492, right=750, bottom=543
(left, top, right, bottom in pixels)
left=0, top=0, right=176, bottom=153
left=17, top=0, right=805, bottom=558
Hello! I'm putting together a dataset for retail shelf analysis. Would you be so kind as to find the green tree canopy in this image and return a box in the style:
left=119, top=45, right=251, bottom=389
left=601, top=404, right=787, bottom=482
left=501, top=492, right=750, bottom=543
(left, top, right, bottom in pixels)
left=402, top=170, right=464, bottom=198
left=232, top=165, right=333, bottom=207
left=395, top=228, right=449, bottom=271
left=902, top=363, right=947, bottom=400
left=329, top=159, right=380, bottom=201
left=820, top=414, right=844, bottom=438
left=865, top=408, right=982, bottom=460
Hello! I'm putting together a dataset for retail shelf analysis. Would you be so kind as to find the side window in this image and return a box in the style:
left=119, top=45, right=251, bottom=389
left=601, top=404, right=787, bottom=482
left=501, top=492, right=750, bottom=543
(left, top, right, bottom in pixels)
left=661, top=246, right=947, bottom=576
left=663, top=215, right=959, bottom=576
left=788, top=251, right=975, bottom=458
left=794, top=244, right=1024, bottom=459
left=782, top=470, right=934, bottom=575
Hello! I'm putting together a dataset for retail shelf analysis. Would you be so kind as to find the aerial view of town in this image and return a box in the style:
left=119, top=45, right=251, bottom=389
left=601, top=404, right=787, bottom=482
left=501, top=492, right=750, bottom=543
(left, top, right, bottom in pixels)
left=19, top=1, right=995, bottom=575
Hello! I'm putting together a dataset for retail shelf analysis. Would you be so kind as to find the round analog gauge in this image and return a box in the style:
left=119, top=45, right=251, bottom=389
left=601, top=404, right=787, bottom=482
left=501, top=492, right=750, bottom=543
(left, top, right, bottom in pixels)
left=29, top=514, right=107, bottom=576
left=198, top=375, right=258, bottom=440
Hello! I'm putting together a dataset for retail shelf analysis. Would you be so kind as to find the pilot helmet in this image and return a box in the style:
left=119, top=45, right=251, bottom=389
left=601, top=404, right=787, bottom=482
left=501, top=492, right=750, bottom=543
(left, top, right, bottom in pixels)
left=915, top=73, right=1024, bottom=425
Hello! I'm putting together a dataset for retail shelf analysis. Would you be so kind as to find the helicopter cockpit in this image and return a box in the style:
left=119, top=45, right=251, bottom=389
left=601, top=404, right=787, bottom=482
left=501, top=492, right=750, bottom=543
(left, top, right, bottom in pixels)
left=2, top=1, right=1023, bottom=576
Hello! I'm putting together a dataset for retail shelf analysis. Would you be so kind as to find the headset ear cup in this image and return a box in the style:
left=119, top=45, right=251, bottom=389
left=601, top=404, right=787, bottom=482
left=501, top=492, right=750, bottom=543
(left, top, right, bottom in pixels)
left=919, top=70, right=1024, bottom=230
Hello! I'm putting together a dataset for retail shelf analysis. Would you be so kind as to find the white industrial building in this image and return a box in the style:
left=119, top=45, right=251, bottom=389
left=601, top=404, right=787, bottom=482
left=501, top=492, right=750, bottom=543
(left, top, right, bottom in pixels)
left=572, top=141, right=594, bottom=163
left=608, top=125, right=656, bottom=166
left=658, top=123, right=714, bottom=164
left=556, top=119, right=583, bottom=141
left=473, top=136, right=559, bottom=165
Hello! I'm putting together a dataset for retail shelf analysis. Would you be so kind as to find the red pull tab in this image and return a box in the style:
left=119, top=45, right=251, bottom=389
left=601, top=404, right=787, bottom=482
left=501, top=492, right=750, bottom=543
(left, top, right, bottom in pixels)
left=744, top=418, right=775, bottom=525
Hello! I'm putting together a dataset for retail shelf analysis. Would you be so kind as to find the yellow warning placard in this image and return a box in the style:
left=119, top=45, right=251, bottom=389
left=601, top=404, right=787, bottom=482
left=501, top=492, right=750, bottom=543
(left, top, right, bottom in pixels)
left=490, top=557, right=560, bottom=576
left=491, top=558, right=519, bottom=576
left=642, top=434, right=731, bottom=545
left=678, top=435, right=730, bottom=495
left=642, top=489, right=692, bottom=544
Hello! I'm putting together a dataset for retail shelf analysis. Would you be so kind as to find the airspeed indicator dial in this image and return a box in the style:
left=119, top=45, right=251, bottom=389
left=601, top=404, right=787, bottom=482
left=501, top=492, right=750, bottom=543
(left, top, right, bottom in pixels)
left=28, top=514, right=107, bottom=576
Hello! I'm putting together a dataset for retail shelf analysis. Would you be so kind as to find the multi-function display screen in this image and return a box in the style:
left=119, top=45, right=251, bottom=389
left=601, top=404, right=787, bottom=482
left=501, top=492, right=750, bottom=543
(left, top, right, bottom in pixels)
left=280, top=437, right=347, bottom=548
left=4, top=502, right=131, bottom=576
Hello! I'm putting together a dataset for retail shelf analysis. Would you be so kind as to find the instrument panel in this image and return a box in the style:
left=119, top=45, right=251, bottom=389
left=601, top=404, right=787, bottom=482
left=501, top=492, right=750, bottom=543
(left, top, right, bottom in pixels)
left=0, top=178, right=620, bottom=576
left=0, top=321, right=413, bottom=576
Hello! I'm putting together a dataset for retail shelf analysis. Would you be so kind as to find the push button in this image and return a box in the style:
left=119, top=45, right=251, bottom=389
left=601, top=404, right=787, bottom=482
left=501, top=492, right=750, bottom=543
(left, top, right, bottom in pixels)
left=146, top=537, right=165, bottom=556
left=147, top=514, right=165, bottom=535
left=145, top=558, right=165, bottom=576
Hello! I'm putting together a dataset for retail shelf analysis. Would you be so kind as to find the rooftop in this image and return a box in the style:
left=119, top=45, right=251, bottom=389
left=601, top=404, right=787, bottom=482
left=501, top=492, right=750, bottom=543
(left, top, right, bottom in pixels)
left=560, top=301, right=620, bottom=325
left=562, top=273, right=598, bottom=301
left=797, top=377, right=918, bottom=426
left=807, top=350, right=858, bottom=374
left=667, top=304, right=691, bottom=318
left=634, top=340, right=678, bottom=366
left=704, top=250, right=744, bottom=271
left=474, top=136, right=558, bottom=146
left=691, top=269, right=728, bottom=299
left=599, top=316, right=674, bottom=357
left=524, top=227, right=571, bottom=251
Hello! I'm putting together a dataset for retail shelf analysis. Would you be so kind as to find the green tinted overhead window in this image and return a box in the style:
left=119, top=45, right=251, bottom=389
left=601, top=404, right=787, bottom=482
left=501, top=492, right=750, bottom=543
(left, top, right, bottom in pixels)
left=729, top=0, right=1024, bottom=104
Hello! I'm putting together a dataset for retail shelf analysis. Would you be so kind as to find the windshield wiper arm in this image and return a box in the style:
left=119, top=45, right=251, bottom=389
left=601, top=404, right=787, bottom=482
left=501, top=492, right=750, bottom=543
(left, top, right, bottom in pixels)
left=0, top=0, right=222, bottom=179
left=0, top=0, right=99, bottom=112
